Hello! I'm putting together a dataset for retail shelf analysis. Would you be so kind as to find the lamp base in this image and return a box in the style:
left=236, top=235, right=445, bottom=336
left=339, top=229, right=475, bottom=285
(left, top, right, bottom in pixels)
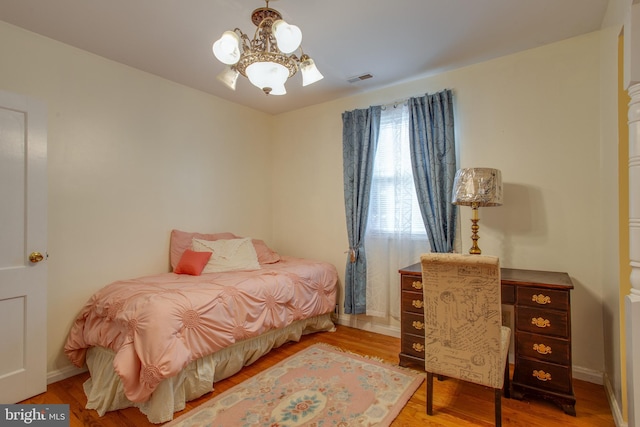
left=469, top=205, right=481, bottom=255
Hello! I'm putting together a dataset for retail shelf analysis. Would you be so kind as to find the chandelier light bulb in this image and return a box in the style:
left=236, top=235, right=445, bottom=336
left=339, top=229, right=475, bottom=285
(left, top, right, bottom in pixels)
left=300, top=57, right=323, bottom=86
left=272, top=20, right=302, bottom=54
left=245, top=61, right=289, bottom=95
left=212, top=31, right=241, bottom=65
left=216, top=66, right=240, bottom=90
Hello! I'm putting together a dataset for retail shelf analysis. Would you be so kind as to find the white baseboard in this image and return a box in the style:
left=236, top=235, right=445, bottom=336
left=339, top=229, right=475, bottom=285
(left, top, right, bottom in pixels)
left=604, top=373, right=628, bottom=427
left=333, top=315, right=400, bottom=338
left=573, top=365, right=604, bottom=385
left=47, top=364, right=87, bottom=385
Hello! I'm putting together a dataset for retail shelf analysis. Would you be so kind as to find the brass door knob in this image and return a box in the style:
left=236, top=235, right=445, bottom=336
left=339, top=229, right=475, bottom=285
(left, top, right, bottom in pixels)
left=29, top=252, right=44, bottom=263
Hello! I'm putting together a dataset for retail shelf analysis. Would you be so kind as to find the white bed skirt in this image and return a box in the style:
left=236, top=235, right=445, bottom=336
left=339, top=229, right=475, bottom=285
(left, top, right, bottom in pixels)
left=83, top=314, right=335, bottom=423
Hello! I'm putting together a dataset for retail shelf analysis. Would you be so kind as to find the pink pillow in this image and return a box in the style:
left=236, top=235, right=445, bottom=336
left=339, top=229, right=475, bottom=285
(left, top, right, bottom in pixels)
left=174, top=249, right=212, bottom=276
left=251, top=239, right=281, bottom=264
left=170, top=229, right=236, bottom=270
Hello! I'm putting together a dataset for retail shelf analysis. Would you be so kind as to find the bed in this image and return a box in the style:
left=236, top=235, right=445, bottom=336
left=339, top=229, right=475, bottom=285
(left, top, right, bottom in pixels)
left=64, top=230, right=338, bottom=423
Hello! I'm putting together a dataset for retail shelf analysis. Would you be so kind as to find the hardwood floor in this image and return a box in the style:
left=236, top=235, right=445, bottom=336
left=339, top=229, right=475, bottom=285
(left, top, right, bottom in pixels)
left=21, top=325, right=614, bottom=426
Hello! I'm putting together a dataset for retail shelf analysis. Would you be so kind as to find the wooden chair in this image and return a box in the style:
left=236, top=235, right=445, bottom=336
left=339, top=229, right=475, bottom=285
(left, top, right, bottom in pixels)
left=420, top=253, right=511, bottom=426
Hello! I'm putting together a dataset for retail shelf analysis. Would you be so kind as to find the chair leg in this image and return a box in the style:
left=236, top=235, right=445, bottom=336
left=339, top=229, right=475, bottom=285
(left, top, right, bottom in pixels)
left=495, top=388, right=502, bottom=427
left=426, top=372, right=434, bottom=415
left=503, top=360, right=511, bottom=399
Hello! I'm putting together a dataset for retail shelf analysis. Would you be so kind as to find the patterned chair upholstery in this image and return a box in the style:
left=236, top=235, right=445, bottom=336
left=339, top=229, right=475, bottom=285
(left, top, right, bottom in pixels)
left=420, top=253, right=511, bottom=426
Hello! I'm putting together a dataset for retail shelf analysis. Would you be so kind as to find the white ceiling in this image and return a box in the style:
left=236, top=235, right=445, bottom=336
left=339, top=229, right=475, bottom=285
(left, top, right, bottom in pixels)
left=0, top=0, right=609, bottom=115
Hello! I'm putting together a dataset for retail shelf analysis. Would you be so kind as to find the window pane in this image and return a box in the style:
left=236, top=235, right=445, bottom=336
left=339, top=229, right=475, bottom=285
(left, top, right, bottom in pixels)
left=367, top=105, right=426, bottom=236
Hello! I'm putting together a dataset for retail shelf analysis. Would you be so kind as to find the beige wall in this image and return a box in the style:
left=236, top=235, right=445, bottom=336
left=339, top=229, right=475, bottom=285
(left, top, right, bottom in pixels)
left=273, top=31, right=607, bottom=377
left=0, top=21, right=274, bottom=375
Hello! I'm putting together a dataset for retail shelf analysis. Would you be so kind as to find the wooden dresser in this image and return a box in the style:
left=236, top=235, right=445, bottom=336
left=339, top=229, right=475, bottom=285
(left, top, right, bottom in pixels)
left=399, top=263, right=576, bottom=415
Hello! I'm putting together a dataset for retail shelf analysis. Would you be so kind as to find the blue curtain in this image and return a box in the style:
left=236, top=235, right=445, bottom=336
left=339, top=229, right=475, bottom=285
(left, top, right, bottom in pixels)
left=342, top=106, right=381, bottom=315
left=408, top=89, right=457, bottom=253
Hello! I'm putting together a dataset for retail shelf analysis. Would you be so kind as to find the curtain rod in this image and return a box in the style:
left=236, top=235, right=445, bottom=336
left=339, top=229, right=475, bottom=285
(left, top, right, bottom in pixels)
left=381, top=97, right=409, bottom=110
left=380, top=88, right=452, bottom=109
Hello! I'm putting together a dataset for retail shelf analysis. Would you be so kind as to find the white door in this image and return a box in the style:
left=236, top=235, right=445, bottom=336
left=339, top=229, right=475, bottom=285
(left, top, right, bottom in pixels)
left=0, top=90, right=47, bottom=403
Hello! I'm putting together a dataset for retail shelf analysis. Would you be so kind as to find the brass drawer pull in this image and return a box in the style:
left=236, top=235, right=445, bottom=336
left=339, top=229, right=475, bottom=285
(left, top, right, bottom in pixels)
left=412, top=300, right=424, bottom=309
left=412, top=343, right=425, bottom=352
left=533, top=369, right=552, bottom=381
left=412, top=280, right=423, bottom=290
left=532, top=294, right=551, bottom=305
left=531, top=317, right=551, bottom=328
left=412, top=321, right=424, bottom=330
left=533, top=343, right=552, bottom=355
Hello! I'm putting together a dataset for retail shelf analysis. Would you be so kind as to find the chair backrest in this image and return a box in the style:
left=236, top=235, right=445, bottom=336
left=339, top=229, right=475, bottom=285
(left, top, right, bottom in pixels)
left=421, top=253, right=503, bottom=388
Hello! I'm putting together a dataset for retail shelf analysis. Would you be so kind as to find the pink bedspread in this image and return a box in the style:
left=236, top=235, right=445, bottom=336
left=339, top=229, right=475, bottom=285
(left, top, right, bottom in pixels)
left=64, top=256, right=337, bottom=403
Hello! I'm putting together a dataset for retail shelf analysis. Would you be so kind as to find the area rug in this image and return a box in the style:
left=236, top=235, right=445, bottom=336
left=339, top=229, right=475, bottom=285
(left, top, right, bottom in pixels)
left=165, top=343, right=424, bottom=427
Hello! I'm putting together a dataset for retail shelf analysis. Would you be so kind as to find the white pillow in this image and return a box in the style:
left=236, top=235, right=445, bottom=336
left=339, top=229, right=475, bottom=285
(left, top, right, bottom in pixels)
left=192, top=237, right=260, bottom=273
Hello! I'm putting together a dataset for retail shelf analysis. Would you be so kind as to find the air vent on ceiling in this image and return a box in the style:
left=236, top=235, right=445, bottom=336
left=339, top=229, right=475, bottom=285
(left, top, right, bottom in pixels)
left=347, top=73, right=374, bottom=84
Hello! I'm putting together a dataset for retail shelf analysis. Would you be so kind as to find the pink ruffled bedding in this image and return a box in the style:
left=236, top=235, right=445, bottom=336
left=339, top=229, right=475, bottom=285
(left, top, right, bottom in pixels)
left=64, top=256, right=337, bottom=403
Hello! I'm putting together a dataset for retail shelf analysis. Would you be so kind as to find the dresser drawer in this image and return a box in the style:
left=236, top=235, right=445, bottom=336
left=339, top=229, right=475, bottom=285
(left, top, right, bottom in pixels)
left=517, top=287, right=569, bottom=311
left=401, top=290, right=425, bottom=314
left=514, top=358, right=573, bottom=394
left=401, top=332, right=426, bottom=359
left=402, top=311, right=426, bottom=335
left=401, top=275, right=424, bottom=292
left=516, top=307, right=569, bottom=338
left=516, top=331, right=570, bottom=365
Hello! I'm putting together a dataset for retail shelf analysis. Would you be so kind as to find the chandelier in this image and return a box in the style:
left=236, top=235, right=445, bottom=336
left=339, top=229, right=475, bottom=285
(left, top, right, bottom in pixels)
left=212, top=0, right=323, bottom=95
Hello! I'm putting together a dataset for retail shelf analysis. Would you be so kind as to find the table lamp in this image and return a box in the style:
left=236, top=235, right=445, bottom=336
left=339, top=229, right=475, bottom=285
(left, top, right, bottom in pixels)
left=452, top=168, right=503, bottom=254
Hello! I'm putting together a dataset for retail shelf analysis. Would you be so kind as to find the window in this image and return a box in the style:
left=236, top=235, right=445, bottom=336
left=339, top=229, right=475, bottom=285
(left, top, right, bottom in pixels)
left=367, top=104, right=426, bottom=237
left=365, top=103, right=429, bottom=319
